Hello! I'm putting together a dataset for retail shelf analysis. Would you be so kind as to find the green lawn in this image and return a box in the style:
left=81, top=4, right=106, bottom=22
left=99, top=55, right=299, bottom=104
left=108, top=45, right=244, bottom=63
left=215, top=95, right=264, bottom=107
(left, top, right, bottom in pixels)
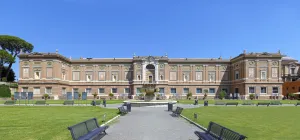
left=177, top=99, right=300, bottom=104
left=0, top=106, right=118, bottom=140
left=182, top=107, right=300, bottom=140
left=0, top=99, right=124, bottom=104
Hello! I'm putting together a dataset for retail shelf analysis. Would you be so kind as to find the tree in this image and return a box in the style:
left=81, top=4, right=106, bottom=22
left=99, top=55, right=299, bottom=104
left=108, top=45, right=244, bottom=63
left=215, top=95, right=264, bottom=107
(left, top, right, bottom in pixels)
left=187, top=92, right=192, bottom=100
left=0, top=85, right=11, bottom=97
left=218, top=90, right=226, bottom=100
left=0, top=50, right=15, bottom=81
left=1, top=67, right=16, bottom=82
left=109, top=93, right=114, bottom=100
left=43, top=94, right=49, bottom=100
left=0, top=35, right=34, bottom=80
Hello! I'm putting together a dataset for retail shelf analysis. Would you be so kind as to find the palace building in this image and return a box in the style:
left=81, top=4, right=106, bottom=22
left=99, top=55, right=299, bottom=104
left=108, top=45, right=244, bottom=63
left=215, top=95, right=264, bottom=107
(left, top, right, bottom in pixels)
left=18, top=50, right=298, bottom=100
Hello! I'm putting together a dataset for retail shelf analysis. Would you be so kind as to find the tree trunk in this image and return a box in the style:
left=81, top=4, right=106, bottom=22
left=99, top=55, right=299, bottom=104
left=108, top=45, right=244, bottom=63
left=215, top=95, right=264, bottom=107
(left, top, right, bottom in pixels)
left=5, top=61, right=13, bottom=80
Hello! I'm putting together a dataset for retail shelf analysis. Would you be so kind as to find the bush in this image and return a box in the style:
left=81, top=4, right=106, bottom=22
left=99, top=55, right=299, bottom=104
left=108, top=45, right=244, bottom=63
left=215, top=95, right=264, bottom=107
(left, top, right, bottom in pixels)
left=218, top=90, right=226, bottom=100
left=1, top=77, right=7, bottom=82
left=187, top=92, right=192, bottom=100
left=249, top=94, right=255, bottom=100
left=109, top=93, right=114, bottom=100
left=0, top=84, right=11, bottom=97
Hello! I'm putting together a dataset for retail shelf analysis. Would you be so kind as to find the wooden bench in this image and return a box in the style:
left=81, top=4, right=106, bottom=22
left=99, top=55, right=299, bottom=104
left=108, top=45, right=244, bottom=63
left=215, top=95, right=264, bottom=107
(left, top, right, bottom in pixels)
left=172, top=107, right=183, bottom=117
left=118, top=106, right=128, bottom=115
left=4, top=100, right=15, bottom=105
left=226, top=102, right=239, bottom=106
left=215, top=101, right=226, bottom=105
left=256, top=102, right=270, bottom=107
left=67, top=118, right=109, bottom=140
left=242, top=101, right=253, bottom=105
left=194, top=121, right=247, bottom=140
left=35, top=100, right=47, bottom=105
left=63, top=100, right=74, bottom=105
left=270, top=101, right=282, bottom=105
left=295, top=102, right=300, bottom=106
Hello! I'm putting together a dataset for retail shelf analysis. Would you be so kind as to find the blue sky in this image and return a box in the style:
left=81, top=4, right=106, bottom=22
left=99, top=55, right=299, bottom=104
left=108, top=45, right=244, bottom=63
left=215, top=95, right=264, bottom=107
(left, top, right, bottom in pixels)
left=0, top=0, right=299, bottom=80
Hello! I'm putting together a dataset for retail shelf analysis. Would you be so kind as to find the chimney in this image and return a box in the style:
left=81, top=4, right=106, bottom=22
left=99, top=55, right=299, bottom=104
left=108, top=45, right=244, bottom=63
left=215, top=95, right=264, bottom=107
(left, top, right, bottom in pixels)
left=243, top=50, right=246, bottom=54
left=278, top=50, right=281, bottom=54
left=230, top=56, right=232, bottom=59
left=56, top=49, right=58, bottom=54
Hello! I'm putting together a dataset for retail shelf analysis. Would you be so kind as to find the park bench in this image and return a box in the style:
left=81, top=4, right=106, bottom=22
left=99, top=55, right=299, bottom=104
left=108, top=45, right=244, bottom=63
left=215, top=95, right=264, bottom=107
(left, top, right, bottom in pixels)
left=63, top=100, right=74, bottom=105
left=194, top=121, right=247, bottom=140
left=270, top=101, right=282, bottom=105
left=4, top=100, right=15, bottom=105
left=118, top=106, right=128, bottom=115
left=226, top=102, right=239, bottom=106
left=256, top=102, right=270, bottom=107
left=242, top=101, right=253, bottom=105
left=172, top=107, right=183, bottom=117
left=35, top=100, right=48, bottom=105
left=295, top=102, right=300, bottom=106
left=67, top=118, right=109, bottom=140
left=215, top=101, right=226, bottom=105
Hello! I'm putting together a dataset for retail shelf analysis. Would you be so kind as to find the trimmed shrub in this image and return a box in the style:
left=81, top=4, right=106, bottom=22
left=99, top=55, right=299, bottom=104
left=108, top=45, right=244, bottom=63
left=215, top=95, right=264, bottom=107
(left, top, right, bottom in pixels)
left=0, top=84, right=11, bottom=97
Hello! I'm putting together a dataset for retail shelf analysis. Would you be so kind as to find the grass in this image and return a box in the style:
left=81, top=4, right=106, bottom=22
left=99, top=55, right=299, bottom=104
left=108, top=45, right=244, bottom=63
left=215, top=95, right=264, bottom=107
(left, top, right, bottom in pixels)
left=176, top=99, right=300, bottom=104
left=182, top=107, right=300, bottom=140
left=0, top=99, right=125, bottom=104
left=0, top=106, right=119, bottom=140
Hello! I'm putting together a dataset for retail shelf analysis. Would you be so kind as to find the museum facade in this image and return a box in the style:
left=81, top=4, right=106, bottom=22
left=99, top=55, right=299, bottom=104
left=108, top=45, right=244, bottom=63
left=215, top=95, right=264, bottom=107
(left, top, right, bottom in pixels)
left=18, top=50, right=291, bottom=99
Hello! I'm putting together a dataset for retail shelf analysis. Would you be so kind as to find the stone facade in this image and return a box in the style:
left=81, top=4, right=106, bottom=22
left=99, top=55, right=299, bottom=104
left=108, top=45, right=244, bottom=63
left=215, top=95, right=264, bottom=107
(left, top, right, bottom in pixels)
left=18, top=51, right=288, bottom=99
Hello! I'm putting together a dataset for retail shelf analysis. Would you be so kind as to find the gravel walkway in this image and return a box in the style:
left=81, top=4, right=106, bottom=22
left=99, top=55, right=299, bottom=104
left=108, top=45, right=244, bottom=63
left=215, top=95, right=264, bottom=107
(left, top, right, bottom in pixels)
left=102, top=107, right=201, bottom=140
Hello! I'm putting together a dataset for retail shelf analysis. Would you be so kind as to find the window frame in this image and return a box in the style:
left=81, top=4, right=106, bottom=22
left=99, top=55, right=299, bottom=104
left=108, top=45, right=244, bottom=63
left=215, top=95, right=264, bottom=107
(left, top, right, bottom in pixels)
left=170, top=88, right=177, bottom=94
left=196, top=88, right=202, bottom=94
left=209, top=88, right=215, bottom=94
left=260, top=87, right=267, bottom=94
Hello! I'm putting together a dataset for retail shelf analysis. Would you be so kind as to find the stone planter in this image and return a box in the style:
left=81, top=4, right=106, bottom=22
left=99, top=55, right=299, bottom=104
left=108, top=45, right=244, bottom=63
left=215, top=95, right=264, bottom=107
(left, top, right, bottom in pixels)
left=144, top=95, right=156, bottom=102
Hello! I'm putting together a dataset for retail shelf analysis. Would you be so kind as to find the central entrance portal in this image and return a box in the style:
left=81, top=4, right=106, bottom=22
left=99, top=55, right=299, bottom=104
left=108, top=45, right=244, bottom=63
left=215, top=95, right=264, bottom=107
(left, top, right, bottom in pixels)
left=149, top=76, right=153, bottom=83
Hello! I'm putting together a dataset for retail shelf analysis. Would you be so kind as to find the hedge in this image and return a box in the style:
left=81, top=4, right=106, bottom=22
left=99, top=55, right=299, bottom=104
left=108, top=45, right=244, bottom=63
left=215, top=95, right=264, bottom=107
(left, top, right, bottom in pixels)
left=0, top=84, right=11, bottom=97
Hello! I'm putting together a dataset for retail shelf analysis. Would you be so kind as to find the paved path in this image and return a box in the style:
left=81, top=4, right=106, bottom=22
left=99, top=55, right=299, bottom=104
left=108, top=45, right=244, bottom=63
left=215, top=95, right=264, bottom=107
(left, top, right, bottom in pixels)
left=102, top=107, right=201, bottom=140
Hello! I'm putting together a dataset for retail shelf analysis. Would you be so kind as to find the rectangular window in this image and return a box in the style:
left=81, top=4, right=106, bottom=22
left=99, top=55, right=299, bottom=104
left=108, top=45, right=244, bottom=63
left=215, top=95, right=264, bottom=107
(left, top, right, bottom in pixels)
left=34, top=71, right=41, bottom=79
left=291, top=68, right=295, bottom=74
left=196, top=88, right=202, bottom=94
left=171, top=88, right=176, bottom=94
left=261, top=71, right=267, bottom=79
left=261, top=87, right=267, bottom=94
left=98, top=71, right=106, bottom=81
left=22, top=87, right=28, bottom=92
left=159, top=88, right=164, bottom=93
left=249, top=68, right=255, bottom=78
left=46, top=68, right=53, bottom=78
left=112, top=88, right=118, bottom=94
left=183, top=88, right=189, bottom=94
left=195, top=72, right=203, bottom=81
left=45, top=87, right=52, bottom=94
left=86, top=88, right=92, bottom=94
left=136, top=88, right=141, bottom=94
left=170, top=72, right=177, bottom=81
left=235, top=71, right=239, bottom=80
left=73, top=88, right=79, bottom=93
left=209, top=88, right=215, bottom=94
left=249, top=87, right=255, bottom=93
left=99, top=88, right=105, bottom=94
left=33, top=87, right=40, bottom=94
left=72, top=71, right=80, bottom=81
left=23, top=68, right=29, bottom=78
left=272, top=68, right=278, bottom=77
left=124, top=88, right=130, bottom=93
left=272, top=87, right=278, bottom=93
left=208, top=71, right=216, bottom=81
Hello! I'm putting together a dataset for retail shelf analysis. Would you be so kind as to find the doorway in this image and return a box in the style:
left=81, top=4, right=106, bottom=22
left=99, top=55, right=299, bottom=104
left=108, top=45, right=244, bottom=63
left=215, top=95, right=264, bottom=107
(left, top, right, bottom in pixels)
left=149, top=76, right=153, bottom=83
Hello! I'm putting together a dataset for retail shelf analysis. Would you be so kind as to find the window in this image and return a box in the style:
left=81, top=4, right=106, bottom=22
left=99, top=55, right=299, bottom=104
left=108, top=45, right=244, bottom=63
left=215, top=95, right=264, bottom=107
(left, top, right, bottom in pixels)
left=124, top=88, right=130, bottom=93
left=46, top=68, right=53, bottom=78
left=22, top=87, right=28, bottom=92
left=170, top=72, right=177, bottom=81
left=183, top=74, right=189, bottom=82
left=159, top=88, right=164, bottom=93
left=23, top=68, right=29, bottom=78
left=73, top=88, right=79, bottom=93
left=62, top=88, right=66, bottom=95
left=196, top=88, right=202, bottom=94
left=272, top=68, right=278, bottom=77
left=86, top=88, right=92, bottom=94
left=99, top=72, right=106, bottom=81
left=183, top=88, right=189, bottom=94
left=72, top=71, right=80, bottom=81
left=171, top=88, right=176, bottom=94
left=235, top=71, right=239, bottom=80
left=45, top=87, right=52, bottom=94
left=196, top=72, right=203, bottom=81
left=235, top=88, right=239, bottom=93
left=136, top=88, right=141, bottom=94
left=34, top=71, right=41, bottom=79
left=209, top=88, right=215, bottom=94
left=291, top=68, right=295, bottom=74
left=249, top=87, right=255, bottom=93
left=272, top=87, right=278, bottom=93
left=208, top=72, right=216, bottom=81
left=33, top=87, right=40, bottom=94
left=261, top=87, right=267, bottom=94
left=112, top=88, right=118, bottom=94
left=261, top=71, right=267, bottom=79
left=98, top=88, right=105, bottom=94
left=86, top=73, right=92, bottom=81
